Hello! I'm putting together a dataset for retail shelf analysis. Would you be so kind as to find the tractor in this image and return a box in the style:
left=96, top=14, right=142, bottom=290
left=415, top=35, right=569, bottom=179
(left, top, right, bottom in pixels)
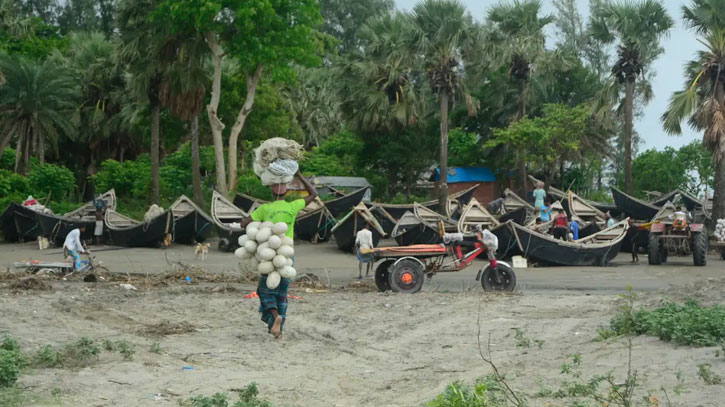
left=648, top=209, right=707, bottom=266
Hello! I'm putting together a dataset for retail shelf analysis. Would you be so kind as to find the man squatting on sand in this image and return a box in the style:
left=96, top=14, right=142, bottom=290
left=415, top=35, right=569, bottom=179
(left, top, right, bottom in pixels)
left=242, top=171, right=318, bottom=338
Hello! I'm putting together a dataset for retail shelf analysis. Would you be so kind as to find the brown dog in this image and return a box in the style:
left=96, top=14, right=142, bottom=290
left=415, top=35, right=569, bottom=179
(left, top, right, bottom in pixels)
left=194, top=242, right=211, bottom=261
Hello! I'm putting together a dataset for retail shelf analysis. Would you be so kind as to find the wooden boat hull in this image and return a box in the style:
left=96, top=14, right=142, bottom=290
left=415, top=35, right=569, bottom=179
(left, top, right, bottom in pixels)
left=326, top=187, right=369, bottom=218
left=37, top=212, right=99, bottom=244
left=107, top=213, right=172, bottom=247
left=332, top=212, right=384, bottom=252
left=499, top=207, right=527, bottom=226
left=0, top=203, right=42, bottom=242
left=491, top=222, right=520, bottom=258
left=611, top=187, right=659, bottom=220
left=512, top=222, right=626, bottom=266
left=233, top=194, right=259, bottom=213
left=393, top=222, right=441, bottom=246
left=295, top=208, right=333, bottom=243
left=173, top=210, right=213, bottom=244
left=578, top=222, right=601, bottom=239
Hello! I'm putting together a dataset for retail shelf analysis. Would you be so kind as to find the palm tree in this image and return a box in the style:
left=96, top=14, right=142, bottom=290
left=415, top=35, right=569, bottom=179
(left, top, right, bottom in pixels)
left=487, top=0, right=554, bottom=194
left=117, top=0, right=169, bottom=204
left=409, top=0, right=473, bottom=214
left=591, top=0, right=673, bottom=194
left=0, top=0, right=30, bottom=38
left=284, top=66, right=342, bottom=148
left=662, top=1, right=725, bottom=220
left=57, top=32, right=127, bottom=197
left=159, top=34, right=209, bottom=206
left=0, top=56, right=77, bottom=174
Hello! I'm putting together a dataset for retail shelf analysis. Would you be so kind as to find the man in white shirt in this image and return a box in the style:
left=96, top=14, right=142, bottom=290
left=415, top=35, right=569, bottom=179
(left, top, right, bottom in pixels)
left=64, top=225, right=88, bottom=271
left=355, top=224, right=374, bottom=279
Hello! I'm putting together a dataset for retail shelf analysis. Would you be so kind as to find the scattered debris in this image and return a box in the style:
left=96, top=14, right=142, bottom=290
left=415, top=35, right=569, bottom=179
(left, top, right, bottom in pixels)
left=293, top=273, right=325, bottom=289
left=10, top=276, right=51, bottom=291
left=140, top=320, right=198, bottom=336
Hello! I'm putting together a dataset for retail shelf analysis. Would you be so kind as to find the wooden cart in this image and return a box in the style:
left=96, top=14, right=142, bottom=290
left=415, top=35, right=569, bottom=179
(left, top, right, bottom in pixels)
left=13, top=260, right=74, bottom=274
left=360, top=238, right=515, bottom=294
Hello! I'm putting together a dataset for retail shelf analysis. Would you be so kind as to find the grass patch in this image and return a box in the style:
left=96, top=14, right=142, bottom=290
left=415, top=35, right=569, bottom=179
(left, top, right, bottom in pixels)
left=180, top=383, right=273, bottom=407
left=606, top=299, right=725, bottom=346
left=697, top=363, right=722, bottom=385
left=31, top=337, right=101, bottom=368
left=0, top=337, right=26, bottom=387
left=102, top=340, right=135, bottom=361
left=149, top=341, right=162, bottom=354
left=513, top=328, right=544, bottom=349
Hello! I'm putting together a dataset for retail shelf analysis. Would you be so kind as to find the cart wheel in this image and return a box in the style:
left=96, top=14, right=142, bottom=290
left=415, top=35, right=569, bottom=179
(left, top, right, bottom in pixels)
left=374, top=260, right=395, bottom=292
left=389, top=259, right=425, bottom=294
left=218, top=238, right=230, bottom=252
left=481, top=264, right=516, bottom=292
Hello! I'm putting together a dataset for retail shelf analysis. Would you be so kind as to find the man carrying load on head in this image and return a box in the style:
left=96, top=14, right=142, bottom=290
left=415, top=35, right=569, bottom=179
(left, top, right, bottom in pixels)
left=241, top=171, right=318, bottom=339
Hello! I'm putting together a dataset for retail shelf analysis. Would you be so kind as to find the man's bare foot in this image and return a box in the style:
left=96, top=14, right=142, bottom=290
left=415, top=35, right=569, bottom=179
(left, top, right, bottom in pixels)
left=270, top=315, right=283, bottom=338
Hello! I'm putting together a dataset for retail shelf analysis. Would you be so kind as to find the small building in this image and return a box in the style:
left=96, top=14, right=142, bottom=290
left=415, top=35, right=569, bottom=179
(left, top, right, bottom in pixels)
left=287, top=176, right=372, bottom=202
left=430, top=167, right=498, bottom=204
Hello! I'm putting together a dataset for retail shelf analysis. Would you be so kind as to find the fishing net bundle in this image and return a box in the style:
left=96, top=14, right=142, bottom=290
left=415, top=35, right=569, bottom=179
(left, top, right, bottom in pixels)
left=235, top=221, right=296, bottom=289
left=715, top=219, right=725, bottom=242
left=252, top=138, right=304, bottom=186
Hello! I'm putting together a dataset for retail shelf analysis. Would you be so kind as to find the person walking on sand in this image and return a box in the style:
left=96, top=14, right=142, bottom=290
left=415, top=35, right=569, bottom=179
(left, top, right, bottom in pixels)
left=533, top=181, right=546, bottom=210
left=241, top=171, right=318, bottom=339
left=355, top=224, right=374, bottom=279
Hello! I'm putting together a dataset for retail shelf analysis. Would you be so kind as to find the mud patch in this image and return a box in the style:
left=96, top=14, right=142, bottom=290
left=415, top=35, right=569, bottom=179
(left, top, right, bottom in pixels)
left=139, top=320, right=198, bottom=336
left=9, top=276, right=51, bottom=291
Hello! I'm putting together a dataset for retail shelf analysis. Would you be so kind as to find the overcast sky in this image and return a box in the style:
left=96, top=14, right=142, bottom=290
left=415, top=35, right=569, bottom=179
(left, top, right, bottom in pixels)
left=395, top=0, right=701, bottom=152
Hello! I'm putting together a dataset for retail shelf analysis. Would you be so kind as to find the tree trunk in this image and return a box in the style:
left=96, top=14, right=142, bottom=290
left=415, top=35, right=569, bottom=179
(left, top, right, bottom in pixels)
left=438, top=89, right=449, bottom=215
left=624, top=78, right=634, bottom=194
left=38, top=130, right=44, bottom=164
left=204, top=32, right=228, bottom=196
left=517, top=80, right=528, bottom=196
left=150, top=100, right=161, bottom=204
left=227, top=64, right=264, bottom=195
left=14, top=136, right=23, bottom=174
left=191, top=114, right=204, bottom=207
left=712, top=158, right=725, bottom=223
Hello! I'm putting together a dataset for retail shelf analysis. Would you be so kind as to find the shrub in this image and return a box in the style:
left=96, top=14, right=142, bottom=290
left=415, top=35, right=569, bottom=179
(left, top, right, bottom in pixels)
left=31, top=338, right=101, bottom=368
left=0, top=148, right=15, bottom=170
left=182, top=383, right=273, bottom=407
left=93, top=156, right=151, bottom=199
left=27, top=163, right=76, bottom=201
left=160, top=143, right=216, bottom=199
left=427, top=382, right=490, bottom=407
left=0, top=170, right=30, bottom=198
left=609, top=300, right=725, bottom=346
left=0, top=337, right=25, bottom=388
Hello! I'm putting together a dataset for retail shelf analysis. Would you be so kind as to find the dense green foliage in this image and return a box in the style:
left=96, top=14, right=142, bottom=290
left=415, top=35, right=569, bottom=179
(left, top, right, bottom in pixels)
left=0, top=0, right=718, bottom=213
left=0, top=337, right=25, bottom=388
left=609, top=300, right=725, bottom=346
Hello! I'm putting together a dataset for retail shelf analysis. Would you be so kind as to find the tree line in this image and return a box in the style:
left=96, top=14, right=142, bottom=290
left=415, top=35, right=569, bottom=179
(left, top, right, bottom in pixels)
left=0, top=0, right=722, bottom=220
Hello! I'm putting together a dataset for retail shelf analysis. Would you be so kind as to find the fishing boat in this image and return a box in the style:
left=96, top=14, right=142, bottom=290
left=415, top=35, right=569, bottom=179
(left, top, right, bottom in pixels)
left=499, top=206, right=528, bottom=226
left=169, top=195, right=213, bottom=244
left=528, top=175, right=620, bottom=216
left=568, top=191, right=607, bottom=238
left=370, top=205, right=398, bottom=235
left=391, top=212, right=441, bottom=246
left=104, top=209, right=172, bottom=247
left=211, top=191, right=248, bottom=252
left=611, top=186, right=659, bottom=220
left=650, top=189, right=711, bottom=221
left=512, top=218, right=629, bottom=266
left=36, top=189, right=117, bottom=244
left=294, top=198, right=335, bottom=243
left=457, top=198, right=500, bottom=234
left=491, top=221, right=521, bottom=258
left=502, top=188, right=535, bottom=212
left=331, top=202, right=386, bottom=252
left=233, top=186, right=369, bottom=219
left=232, top=193, right=264, bottom=214
left=0, top=203, right=44, bottom=242
left=376, top=185, right=479, bottom=220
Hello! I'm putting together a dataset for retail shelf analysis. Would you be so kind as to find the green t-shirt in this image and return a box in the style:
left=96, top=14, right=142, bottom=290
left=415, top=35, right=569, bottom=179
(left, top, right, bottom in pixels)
left=250, top=199, right=306, bottom=239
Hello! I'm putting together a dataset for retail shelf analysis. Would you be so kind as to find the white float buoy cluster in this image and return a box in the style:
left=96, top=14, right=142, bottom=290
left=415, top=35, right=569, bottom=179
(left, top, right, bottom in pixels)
left=236, top=221, right=296, bottom=289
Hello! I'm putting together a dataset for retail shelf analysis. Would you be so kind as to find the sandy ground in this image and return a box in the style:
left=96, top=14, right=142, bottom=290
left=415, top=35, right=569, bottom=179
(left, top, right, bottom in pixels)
left=0, top=239, right=724, bottom=406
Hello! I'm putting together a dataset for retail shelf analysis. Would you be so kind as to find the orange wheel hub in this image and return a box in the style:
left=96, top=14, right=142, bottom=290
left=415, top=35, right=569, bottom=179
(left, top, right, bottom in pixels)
left=401, top=272, right=413, bottom=284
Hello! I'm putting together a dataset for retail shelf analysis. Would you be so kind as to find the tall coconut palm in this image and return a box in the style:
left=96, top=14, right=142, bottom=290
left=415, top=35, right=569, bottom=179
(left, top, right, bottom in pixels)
left=409, top=0, right=473, bottom=214
left=591, top=0, right=672, bottom=194
left=487, top=0, right=554, bottom=195
left=160, top=34, right=209, bottom=206
left=284, top=66, right=342, bottom=148
left=117, top=0, right=170, bottom=204
left=662, top=2, right=725, bottom=220
left=0, top=56, right=78, bottom=174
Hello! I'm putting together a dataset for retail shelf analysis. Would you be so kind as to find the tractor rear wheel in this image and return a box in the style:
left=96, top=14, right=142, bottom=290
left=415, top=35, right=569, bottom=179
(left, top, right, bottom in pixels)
left=374, top=260, right=395, bottom=292
left=388, top=259, right=425, bottom=294
left=648, top=233, right=661, bottom=265
left=693, top=232, right=707, bottom=266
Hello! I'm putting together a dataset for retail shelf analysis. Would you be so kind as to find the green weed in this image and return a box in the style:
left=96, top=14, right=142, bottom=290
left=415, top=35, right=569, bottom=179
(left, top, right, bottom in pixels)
left=427, top=381, right=489, bottom=407
left=0, top=336, right=26, bottom=387
left=608, top=299, right=725, bottom=346
left=149, top=341, right=162, bottom=354
left=696, top=363, right=722, bottom=385
left=31, top=337, right=100, bottom=368
left=101, top=339, right=135, bottom=361
left=181, top=383, right=273, bottom=407
left=513, top=328, right=544, bottom=349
